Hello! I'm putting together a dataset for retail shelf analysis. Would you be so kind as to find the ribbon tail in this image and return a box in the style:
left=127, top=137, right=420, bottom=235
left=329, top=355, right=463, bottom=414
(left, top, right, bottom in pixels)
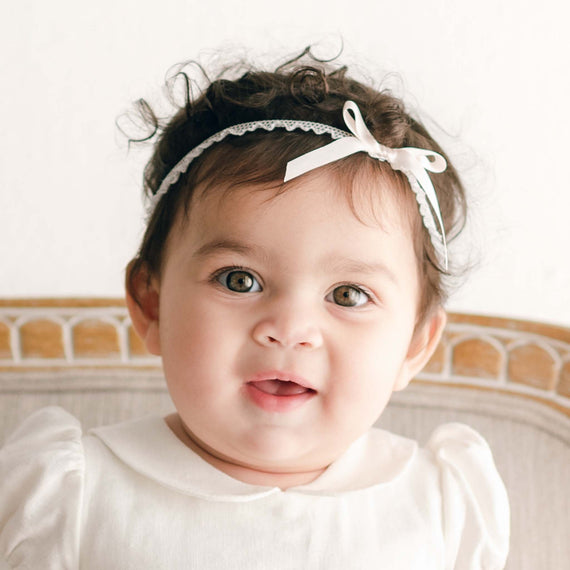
left=284, top=137, right=363, bottom=182
left=412, top=168, right=448, bottom=269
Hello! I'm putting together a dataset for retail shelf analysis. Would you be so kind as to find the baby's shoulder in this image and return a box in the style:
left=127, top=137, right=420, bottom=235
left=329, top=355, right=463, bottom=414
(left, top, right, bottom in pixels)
left=425, top=421, right=493, bottom=453
left=0, top=407, right=85, bottom=568
left=417, top=423, right=509, bottom=510
left=419, top=422, right=501, bottom=476
left=2, top=405, right=82, bottom=446
left=1, top=405, right=84, bottom=477
left=416, top=423, right=510, bottom=568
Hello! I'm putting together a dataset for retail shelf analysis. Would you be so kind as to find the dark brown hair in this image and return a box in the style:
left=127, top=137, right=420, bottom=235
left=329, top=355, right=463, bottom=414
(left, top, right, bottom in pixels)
left=125, top=50, right=467, bottom=325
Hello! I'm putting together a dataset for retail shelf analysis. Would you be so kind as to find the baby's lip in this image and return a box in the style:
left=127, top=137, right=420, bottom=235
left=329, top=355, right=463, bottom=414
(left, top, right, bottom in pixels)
left=247, top=370, right=317, bottom=393
left=245, top=372, right=317, bottom=413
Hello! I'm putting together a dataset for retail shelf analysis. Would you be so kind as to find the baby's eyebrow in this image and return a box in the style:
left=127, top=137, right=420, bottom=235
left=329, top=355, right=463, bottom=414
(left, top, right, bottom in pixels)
left=327, top=257, right=399, bottom=284
left=192, top=239, right=260, bottom=259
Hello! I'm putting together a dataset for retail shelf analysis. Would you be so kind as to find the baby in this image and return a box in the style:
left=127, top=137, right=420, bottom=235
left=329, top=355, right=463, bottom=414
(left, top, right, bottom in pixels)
left=0, top=52, right=509, bottom=568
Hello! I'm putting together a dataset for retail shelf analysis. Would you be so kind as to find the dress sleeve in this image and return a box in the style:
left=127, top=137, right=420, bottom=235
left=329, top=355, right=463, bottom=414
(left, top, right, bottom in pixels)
left=427, top=423, right=510, bottom=570
left=0, top=407, right=84, bottom=570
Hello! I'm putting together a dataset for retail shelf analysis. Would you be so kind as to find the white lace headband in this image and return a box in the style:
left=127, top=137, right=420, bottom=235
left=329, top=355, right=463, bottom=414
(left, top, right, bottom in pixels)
left=148, top=100, right=448, bottom=269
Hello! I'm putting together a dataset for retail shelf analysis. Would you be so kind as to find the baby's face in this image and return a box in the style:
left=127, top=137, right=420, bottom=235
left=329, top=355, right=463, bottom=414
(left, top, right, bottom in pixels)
left=145, top=170, right=440, bottom=483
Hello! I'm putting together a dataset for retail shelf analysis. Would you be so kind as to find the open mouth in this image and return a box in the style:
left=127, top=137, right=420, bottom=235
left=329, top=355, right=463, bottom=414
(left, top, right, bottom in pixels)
left=245, top=376, right=317, bottom=412
left=249, top=379, right=316, bottom=397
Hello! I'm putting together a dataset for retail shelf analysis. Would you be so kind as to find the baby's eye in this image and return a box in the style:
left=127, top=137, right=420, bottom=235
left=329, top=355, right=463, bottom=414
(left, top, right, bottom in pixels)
left=216, top=269, right=262, bottom=293
left=327, top=285, right=371, bottom=307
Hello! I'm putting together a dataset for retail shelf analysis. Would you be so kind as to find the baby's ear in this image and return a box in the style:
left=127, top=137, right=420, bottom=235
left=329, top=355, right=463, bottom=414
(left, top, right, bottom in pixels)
left=394, top=307, right=447, bottom=391
left=125, top=260, right=161, bottom=356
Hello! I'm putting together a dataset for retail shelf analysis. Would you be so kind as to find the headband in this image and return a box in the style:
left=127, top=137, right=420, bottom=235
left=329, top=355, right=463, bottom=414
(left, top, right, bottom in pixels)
left=148, top=101, right=448, bottom=269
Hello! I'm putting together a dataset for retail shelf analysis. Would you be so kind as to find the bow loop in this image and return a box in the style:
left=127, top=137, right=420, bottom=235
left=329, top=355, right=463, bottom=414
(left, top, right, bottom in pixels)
left=403, top=147, right=447, bottom=174
left=343, top=101, right=381, bottom=155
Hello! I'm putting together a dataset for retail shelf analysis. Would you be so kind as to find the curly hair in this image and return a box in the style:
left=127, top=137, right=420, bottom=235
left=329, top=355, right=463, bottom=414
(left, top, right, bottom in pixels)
left=125, top=49, right=467, bottom=326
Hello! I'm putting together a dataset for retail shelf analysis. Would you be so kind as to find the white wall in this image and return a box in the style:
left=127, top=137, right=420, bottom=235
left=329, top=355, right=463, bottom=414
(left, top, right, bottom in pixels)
left=1, top=0, right=569, bottom=325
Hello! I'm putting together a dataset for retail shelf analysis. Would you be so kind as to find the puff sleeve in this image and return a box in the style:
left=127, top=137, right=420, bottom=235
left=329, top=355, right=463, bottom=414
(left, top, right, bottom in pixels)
left=0, top=407, right=84, bottom=570
left=427, top=423, right=510, bottom=570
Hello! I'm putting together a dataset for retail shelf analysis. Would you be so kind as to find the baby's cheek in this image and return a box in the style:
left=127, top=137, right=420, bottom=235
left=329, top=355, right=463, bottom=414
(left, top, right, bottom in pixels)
left=337, top=351, right=400, bottom=404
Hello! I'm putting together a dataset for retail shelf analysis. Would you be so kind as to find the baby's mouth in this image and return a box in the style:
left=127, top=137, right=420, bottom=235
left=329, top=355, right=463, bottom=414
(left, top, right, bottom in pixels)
left=249, top=379, right=316, bottom=396
left=245, top=374, right=317, bottom=412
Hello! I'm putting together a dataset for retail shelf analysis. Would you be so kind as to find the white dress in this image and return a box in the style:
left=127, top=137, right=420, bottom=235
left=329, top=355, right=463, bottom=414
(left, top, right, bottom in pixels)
left=0, top=407, right=509, bottom=569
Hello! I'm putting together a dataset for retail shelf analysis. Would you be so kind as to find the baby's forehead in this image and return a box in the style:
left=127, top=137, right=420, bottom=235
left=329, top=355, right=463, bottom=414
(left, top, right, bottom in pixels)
left=185, top=163, right=416, bottom=233
left=156, top=170, right=419, bottom=279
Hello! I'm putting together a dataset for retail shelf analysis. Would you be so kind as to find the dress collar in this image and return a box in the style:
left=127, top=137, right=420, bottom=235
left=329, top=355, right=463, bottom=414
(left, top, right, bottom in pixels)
left=90, top=415, right=416, bottom=501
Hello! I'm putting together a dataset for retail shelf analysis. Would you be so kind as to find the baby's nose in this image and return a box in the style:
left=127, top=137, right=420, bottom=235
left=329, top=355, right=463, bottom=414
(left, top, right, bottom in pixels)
left=251, top=298, right=323, bottom=350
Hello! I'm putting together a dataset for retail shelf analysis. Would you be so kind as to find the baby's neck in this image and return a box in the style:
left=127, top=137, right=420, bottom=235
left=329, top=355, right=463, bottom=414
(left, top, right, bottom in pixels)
left=164, top=414, right=326, bottom=490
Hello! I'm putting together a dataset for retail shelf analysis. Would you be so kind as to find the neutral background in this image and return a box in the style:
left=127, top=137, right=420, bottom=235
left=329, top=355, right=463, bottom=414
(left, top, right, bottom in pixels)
left=1, top=0, right=569, bottom=326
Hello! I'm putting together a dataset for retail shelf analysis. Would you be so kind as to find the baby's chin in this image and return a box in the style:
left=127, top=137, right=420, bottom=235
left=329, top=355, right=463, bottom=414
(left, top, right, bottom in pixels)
left=165, top=413, right=331, bottom=488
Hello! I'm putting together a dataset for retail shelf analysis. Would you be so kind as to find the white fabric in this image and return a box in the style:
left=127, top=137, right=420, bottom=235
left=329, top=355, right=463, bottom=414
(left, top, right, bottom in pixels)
left=0, top=407, right=510, bottom=569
